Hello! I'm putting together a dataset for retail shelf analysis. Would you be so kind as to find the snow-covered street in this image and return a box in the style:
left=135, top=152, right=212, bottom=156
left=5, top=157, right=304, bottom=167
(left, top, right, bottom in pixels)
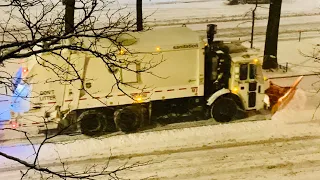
left=1, top=110, right=320, bottom=179
left=1, top=0, right=320, bottom=179
left=54, top=136, right=320, bottom=180
left=61, top=137, right=320, bottom=180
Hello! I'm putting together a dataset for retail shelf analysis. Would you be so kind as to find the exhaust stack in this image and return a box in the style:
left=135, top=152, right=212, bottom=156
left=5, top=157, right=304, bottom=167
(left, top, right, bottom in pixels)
left=206, top=24, right=217, bottom=46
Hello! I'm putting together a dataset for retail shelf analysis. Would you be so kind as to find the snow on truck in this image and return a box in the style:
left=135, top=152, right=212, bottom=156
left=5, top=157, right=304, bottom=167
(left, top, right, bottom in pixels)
left=5, top=24, right=301, bottom=135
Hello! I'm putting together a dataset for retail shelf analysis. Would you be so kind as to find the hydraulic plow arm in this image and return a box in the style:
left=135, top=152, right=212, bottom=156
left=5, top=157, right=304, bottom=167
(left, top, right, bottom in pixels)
left=265, top=76, right=304, bottom=114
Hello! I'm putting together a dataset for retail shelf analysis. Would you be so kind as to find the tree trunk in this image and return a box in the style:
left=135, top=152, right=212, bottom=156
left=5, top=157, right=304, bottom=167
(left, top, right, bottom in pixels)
left=64, top=0, right=75, bottom=34
left=136, top=0, right=143, bottom=31
left=263, top=0, right=282, bottom=69
left=250, top=0, right=258, bottom=48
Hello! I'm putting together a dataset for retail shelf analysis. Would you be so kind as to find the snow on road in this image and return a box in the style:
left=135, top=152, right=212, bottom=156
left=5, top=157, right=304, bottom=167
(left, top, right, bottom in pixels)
left=272, top=89, right=311, bottom=121
left=2, top=138, right=320, bottom=179
left=2, top=136, right=320, bottom=180
left=1, top=118, right=320, bottom=179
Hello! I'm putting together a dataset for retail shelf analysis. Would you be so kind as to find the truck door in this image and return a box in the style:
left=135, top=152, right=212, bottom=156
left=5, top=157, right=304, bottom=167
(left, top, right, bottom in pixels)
left=239, top=63, right=258, bottom=109
left=248, top=64, right=257, bottom=108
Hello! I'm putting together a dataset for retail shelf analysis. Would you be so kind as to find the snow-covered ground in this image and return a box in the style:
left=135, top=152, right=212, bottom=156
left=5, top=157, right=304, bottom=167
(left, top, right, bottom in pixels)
left=2, top=123, right=320, bottom=179
left=1, top=101, right=320, bottom=179
left=113, top=0, right=320, bottom=25
left=7, top=135, right=320, bottom=180
left=89, top=0, right=320, bottom=31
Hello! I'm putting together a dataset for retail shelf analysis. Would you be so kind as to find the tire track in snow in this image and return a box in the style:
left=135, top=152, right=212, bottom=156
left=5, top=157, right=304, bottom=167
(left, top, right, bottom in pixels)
left=66, top=134, right=320, bottom=162
left=76, top=137, right=320, bottom=180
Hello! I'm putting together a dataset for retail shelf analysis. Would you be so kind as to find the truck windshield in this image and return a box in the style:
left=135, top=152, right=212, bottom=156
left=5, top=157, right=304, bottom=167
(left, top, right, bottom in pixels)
left=239, top=64, right=248, bottom=80
left=255, top=64, right=264, bottom=83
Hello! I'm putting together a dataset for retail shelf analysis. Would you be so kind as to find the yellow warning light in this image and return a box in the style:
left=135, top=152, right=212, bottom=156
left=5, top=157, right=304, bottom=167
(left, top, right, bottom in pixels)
left=134, top=95, right=143, bottom=103
left=264, top=76, right=268, bottom=81
left=156, top=47, right=161, bottom=51
left=232, top=87, right=239, bottom=94
left=205, top=43, right=208, bottom=46
left=253, top=58, right=259, bottom=63
left=119, top=49, right=125, bottom=55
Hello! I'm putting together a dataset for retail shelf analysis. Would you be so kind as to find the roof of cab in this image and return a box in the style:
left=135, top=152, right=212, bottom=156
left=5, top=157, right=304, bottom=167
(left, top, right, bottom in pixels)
left=230, top=51, right=261, bottom=63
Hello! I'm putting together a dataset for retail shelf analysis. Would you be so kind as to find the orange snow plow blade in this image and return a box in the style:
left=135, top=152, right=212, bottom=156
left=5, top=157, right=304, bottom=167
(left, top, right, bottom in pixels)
left=265, top=76, right=304, bottom=114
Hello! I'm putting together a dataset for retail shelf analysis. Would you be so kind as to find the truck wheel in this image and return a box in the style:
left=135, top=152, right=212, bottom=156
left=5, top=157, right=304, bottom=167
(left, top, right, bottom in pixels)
left=114, top=106, right=144, bottom=133
left=78, top=110, right=106, bottom=136
left=211, top=97, right=237, bottom=122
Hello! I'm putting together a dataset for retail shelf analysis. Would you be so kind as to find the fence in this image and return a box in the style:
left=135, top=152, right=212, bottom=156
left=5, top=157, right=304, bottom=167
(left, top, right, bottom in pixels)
left=278, top=62, right=289, bottom=72
left=240, top=0, right=270, bottom=4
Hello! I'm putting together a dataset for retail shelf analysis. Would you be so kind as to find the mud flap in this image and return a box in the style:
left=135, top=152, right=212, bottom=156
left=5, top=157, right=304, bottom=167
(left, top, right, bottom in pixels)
left=271, top=76, right=303, bottom=114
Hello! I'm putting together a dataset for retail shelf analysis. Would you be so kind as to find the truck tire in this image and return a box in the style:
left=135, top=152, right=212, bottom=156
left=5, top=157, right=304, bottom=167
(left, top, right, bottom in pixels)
left=78, top=110, right=106, bottom=136
left=114, top=106, right=144, bottom=133
left=211, top=97, right=237, bottom=122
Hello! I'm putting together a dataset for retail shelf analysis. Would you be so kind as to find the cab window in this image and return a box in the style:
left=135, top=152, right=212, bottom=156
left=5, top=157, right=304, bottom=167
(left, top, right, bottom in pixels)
left=239, top=63, right=248, bottom=80
left=255, top=64, right=264, bottom=83
left=249, top=64, right=256, bottom=79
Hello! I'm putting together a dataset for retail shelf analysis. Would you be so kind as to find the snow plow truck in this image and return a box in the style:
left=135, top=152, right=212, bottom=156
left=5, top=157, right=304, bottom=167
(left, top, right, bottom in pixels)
left=3, top=24, right=301, bottom=135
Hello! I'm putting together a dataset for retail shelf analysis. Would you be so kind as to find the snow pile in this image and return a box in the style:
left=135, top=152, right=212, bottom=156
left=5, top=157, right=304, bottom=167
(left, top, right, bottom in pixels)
left=271, top=89, right=309, bottom=123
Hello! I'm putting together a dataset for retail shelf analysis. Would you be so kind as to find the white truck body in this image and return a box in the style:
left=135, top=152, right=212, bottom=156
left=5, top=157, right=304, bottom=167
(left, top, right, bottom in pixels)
left=11, top=27, right=206, bottom=129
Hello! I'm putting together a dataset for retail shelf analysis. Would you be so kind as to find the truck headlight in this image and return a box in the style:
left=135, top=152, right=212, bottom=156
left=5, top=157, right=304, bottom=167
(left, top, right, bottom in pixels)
left=231, top=86, right=239, bottom=94
left=264, top=95, right=270, bottom=107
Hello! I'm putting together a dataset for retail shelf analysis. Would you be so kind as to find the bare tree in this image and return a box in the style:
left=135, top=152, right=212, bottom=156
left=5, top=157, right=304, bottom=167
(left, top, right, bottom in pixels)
left=235, top=0, right=268, bottom=47
left=303, top=46, right=320, bottom=122
left=300, top=44, right=320, bottom=63
left=250, top=0, right=258, bottom=48
left=0, top=0, right=160, bottom=179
